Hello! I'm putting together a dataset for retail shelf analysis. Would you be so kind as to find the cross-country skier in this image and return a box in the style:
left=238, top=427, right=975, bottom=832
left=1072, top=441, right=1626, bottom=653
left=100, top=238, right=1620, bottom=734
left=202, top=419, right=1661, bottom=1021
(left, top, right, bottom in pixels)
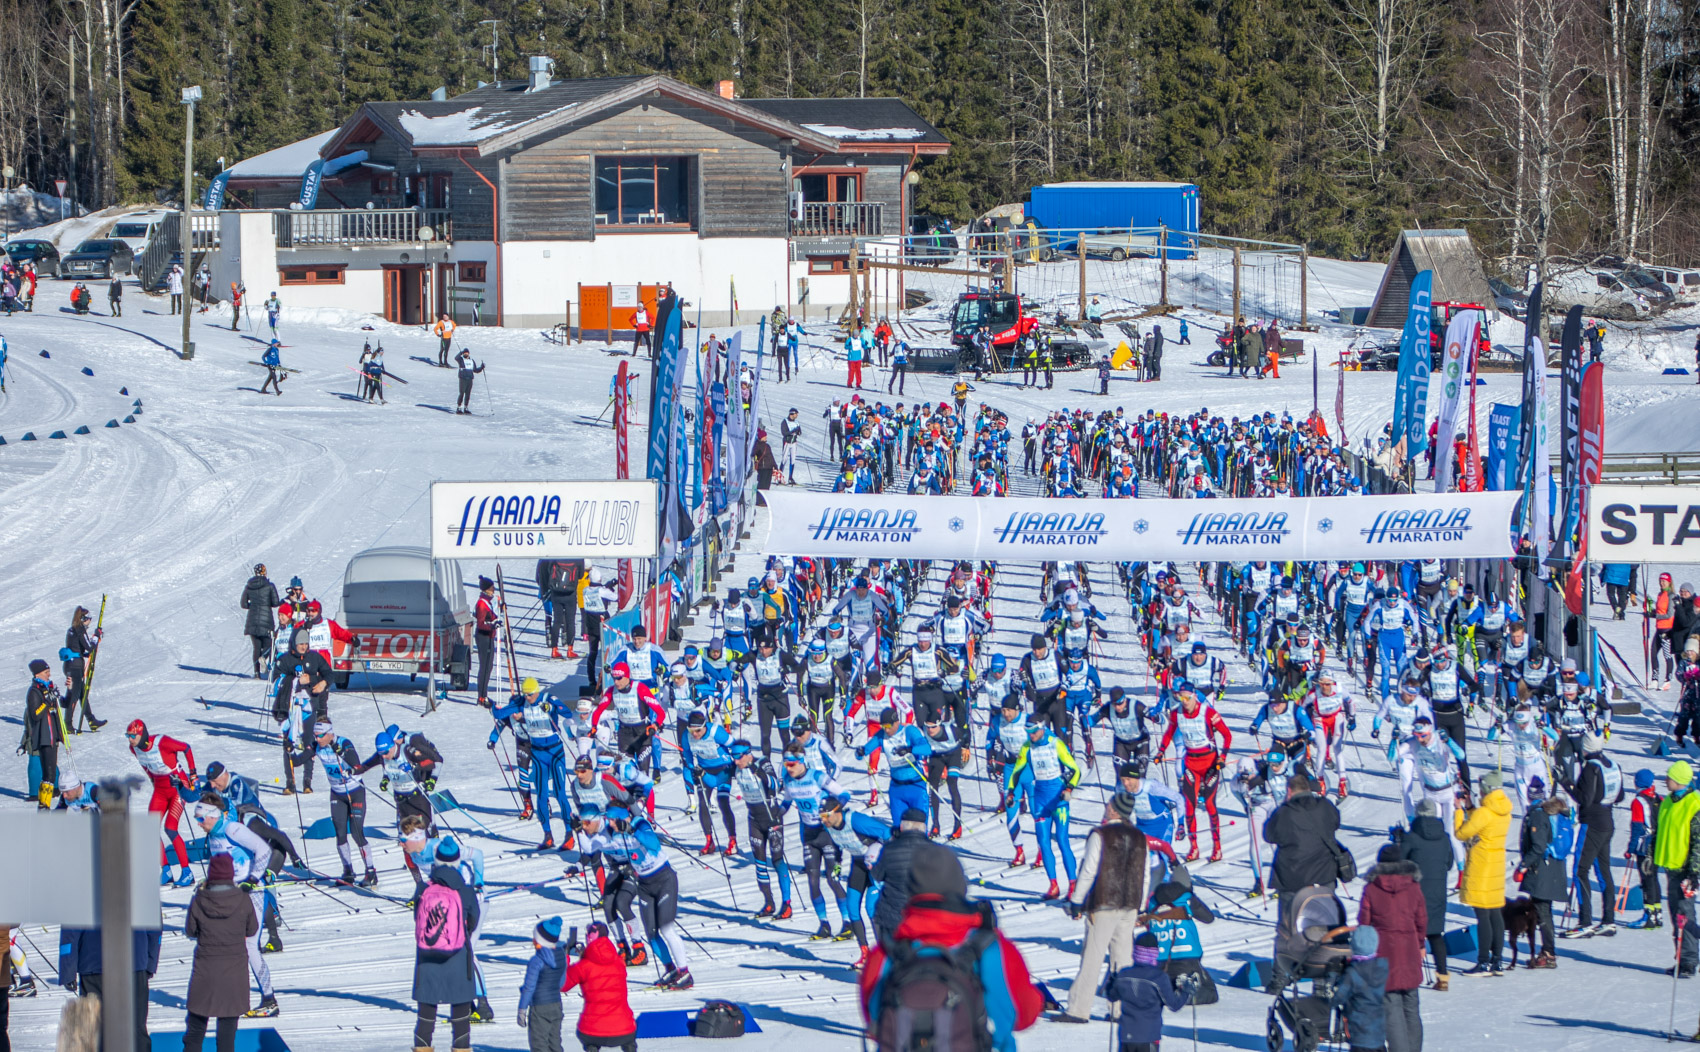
left=126, top=719, right=198, bottom=886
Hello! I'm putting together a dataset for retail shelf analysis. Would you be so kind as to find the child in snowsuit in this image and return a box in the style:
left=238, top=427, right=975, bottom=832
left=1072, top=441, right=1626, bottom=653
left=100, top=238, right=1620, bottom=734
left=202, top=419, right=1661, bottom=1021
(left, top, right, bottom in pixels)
left=1105, top=932, right=1192, bottom=1052
left=520, top=917, right=568, bottom=1052
left=1331, top=926, right=1389, bottom=1052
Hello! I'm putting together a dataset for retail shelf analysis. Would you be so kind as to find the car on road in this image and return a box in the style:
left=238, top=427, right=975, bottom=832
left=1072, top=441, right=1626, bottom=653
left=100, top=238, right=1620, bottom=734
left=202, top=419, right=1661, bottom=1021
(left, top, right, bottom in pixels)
left=59, top=238, right=135, bottom=280
left=3, top=238, right=61, bottom=277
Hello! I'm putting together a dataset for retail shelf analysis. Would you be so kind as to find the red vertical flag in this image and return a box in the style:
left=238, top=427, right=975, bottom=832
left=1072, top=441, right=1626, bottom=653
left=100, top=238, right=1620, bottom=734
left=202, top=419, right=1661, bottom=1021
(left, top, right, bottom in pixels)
left=1460, top=340, right=1484, bottom=491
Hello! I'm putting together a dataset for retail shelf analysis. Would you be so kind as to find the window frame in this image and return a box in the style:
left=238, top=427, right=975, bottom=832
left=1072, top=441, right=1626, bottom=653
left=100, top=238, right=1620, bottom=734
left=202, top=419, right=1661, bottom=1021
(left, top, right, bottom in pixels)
left=594, top=155, right=697, bottom=231
left=457, top=261, right=487, bottom=283
left=278, top=264, right=347, bottom=286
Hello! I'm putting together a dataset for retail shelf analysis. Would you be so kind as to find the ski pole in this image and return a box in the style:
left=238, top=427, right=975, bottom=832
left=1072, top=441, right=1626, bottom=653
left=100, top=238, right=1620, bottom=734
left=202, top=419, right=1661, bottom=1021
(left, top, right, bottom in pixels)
left=291, top=778, right=312, bottom=868
left=1672, top=909, right=1688, bottom=1041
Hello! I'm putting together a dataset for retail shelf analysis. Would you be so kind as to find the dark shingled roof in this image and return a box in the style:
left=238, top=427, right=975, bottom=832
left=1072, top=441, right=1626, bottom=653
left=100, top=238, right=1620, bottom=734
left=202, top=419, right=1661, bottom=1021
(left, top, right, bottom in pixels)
left=360, top=77, right=650, bottom=148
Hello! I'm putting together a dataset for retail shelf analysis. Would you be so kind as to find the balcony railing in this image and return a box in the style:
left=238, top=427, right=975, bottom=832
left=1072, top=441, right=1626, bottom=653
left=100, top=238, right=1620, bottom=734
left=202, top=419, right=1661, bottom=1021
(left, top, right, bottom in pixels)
left=792, top=201, right=884, bottom=237
left=275, top=208, right=452, bottom=248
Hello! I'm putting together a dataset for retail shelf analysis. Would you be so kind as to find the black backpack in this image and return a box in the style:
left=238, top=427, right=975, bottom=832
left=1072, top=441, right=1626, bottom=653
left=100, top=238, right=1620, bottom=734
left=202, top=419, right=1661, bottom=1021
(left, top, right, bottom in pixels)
left=693, top=1000, right=745, bottom=1039
left=875, top=904, right=998, bottom=1052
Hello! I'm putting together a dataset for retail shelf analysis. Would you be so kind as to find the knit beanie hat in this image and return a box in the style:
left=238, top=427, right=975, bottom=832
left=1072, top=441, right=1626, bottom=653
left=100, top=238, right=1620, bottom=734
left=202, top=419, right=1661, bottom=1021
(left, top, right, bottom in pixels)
left=1351, top=926, right=1379, bottom=959
left=207, top=854, right=235, bottom=883
left=536, top=917, right=562, bottom=947
left=1133, top=932, right=1160, bottom=966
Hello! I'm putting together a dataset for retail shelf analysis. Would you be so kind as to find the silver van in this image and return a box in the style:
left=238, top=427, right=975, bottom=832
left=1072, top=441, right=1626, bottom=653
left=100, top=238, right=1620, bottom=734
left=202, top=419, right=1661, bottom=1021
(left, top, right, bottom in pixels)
left=336, top=546, right=472, bottom=689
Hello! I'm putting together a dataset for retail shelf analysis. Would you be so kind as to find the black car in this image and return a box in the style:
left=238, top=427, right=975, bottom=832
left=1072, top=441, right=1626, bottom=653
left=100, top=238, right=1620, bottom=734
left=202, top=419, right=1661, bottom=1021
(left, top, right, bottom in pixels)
left=905, top=213, right=958, bottom=266
left=4, top=239, right=60, bottom=277
left=59, top=239, right=134, bottom=280
left=1487, top=277, right=1528, bottom=319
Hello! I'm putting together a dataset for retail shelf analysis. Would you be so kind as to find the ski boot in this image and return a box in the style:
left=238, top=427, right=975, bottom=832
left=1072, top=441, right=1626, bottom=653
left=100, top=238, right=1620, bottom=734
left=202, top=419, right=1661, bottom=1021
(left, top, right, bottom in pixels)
left=336, top=867, right=357, bottom=887
left=700, top=838, right=718, bottom=856
left=776, top=902, right=793, bottom=920
left=624, top=940, right=648, bottom=967
left=561, top=834, right=575, bottom=852
left=10, top=975, right=37, bottom=998
left=721, top=836, right=738, bottom=857
left=655, top=968, right=681, bottom=988
left=471, top=997, right=494, bottom=1024
left=834, top=924, right=856, bottom=942
left=1184, top=843, right=1201, bottom=863
left=809, top=922, right=834, bottom=940
left=519, top=799, right=534, bottom=821
left=244, top=997, right=279, bottom=1018
left=1248, top=881, right=1266, bottom=900
left=1338, top=777, right=1349, bottom=801
left=1208, top=843, right=1223, bottom=864
left=930, top=822, right=941, bottom=838
left=950, top=822, right=964, bottom=841
left=261, top=932, right=284, bottom=954
left=664, top=968, right=694, bottom=990
left=869, top=788, right=881, bottom=808
left=1042, top=880, right=1061, bottom=901
left=567, top=647, right=579, bottom=659
left=1595, top=923, right=1618, bottom=937
left=174, top=866, right=197, bottom=887
left=360, top=868, right=379, bottom=888
left=160, top=866, right=175, bottom=887
left=551, top=647, right=563, bottom=660
left=1010, top=846, right=1026, bottom=868
left=855, top=947, right=872, bottom=969
left=1067, top=879, right=1078, bottom=899
left=537, top=835, right=556, bottom=851
left=757, top=900, right=776, bottom=918
left=1645, top=905, right=1665, bottom=929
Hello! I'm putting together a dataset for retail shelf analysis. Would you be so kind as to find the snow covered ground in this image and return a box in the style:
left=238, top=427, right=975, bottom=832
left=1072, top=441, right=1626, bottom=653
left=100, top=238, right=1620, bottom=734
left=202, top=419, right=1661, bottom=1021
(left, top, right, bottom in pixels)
left=0, top=272, right=1696, bottom=1052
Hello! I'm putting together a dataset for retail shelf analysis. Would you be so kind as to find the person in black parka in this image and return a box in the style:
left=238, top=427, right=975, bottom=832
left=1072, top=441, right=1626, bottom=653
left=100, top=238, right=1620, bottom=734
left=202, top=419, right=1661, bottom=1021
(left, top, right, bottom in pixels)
left=1517, top=795, right=1572, bottom=969
left=184, top=854, right=257, bottom=1052
left=1397, top=798, right=1455, bottom=991
left=240, top=565, right=280, bottom=679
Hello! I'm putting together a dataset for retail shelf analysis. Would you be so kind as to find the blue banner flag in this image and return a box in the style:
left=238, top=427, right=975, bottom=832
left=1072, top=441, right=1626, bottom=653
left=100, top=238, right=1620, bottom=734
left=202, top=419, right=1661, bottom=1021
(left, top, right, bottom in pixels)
left=1486, top=402, right=1522, bottom=491
left=1393, top=269, right=1434, bottom=456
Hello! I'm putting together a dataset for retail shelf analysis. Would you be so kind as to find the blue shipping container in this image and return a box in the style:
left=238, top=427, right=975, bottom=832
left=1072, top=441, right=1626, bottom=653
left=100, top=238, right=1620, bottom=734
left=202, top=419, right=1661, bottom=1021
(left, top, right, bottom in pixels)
left=1027, top=182, right=1199, bottom=259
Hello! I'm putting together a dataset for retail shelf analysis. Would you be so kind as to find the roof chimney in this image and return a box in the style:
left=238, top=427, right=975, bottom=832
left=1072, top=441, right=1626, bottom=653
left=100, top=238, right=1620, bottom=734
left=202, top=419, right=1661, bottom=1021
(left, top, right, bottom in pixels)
left=716, top=79, right=735, bottom=99
left=430, top=86, right=447, bottom=101
left=528, top=56, right=554, bottom=92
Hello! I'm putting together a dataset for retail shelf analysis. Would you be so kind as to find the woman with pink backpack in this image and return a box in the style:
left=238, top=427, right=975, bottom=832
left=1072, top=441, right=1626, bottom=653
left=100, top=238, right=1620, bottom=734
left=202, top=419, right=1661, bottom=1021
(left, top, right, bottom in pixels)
left=413, top=840, right=482, bottom=1052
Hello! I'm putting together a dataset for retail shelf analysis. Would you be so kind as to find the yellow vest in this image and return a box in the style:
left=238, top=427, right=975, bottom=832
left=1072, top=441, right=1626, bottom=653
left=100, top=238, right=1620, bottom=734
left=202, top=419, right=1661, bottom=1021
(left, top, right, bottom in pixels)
left=1656, top=788, right=1700, bottom=871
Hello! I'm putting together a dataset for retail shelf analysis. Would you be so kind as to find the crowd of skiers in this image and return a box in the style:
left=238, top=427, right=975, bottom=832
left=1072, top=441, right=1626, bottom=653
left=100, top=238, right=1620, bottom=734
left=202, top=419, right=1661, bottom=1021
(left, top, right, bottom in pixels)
left=12, top=385, right=1699, bottom=1052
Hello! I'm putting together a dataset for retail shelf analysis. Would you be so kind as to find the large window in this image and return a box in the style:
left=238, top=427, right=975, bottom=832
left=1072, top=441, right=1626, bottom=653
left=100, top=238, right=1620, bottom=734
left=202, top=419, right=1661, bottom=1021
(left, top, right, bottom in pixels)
left=279, top=264, right=346, bottom=286
left=595, top=156, right=695, bottom=228
left=794, top=172, right=861, bottom=203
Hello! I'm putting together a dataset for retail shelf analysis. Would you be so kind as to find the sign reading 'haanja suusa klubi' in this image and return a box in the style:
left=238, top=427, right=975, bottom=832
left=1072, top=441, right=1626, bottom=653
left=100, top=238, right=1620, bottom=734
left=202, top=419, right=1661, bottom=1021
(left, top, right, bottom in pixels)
left=429, top=480, right=659, bottom=558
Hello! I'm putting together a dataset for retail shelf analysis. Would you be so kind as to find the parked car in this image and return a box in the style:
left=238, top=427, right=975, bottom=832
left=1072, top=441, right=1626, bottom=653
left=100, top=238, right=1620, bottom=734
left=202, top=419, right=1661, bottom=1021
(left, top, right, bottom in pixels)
left=1487, top=277, right=1528, bottom=318
left=1074, top=227, right=1163, bottom=261
left=335, top=546, right=472, bottom=691
left=1651, top=266, right=1700, bottom=294
left=59, top=239, right=135, bottom=279
left=1615, top=265, right=1676, bottom=309
left=905, top=213, right=959, bottom=266
left=1544, top=264, right=1664, bottom=320
left=3, top=239, right=60, bottom=277
left=107, top=213, right=166, bottom=255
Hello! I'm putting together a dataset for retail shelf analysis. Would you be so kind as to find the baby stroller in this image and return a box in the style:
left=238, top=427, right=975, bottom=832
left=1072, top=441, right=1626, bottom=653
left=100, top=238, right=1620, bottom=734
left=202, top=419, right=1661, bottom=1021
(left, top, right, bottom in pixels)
left=1265, top=884, right=1351, bottom=1052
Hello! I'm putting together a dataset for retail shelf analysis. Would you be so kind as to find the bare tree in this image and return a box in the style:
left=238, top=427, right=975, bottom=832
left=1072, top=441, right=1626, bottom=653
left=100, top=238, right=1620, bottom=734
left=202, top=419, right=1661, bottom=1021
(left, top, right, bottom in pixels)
left=1315, top=0, right=1437, bottom=179
left=1422, top=0, right=1592, bottom=279
left=1598, top=0, right=1672, bottom=259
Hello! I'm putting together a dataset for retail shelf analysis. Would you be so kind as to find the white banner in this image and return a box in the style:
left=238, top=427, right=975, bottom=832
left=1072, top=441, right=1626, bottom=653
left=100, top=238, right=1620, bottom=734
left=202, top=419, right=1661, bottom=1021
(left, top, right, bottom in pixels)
left=764, top=490, right=1520, bottom=562
left=1588, top=485, right=1700, bottom=563
left=1432, top=309, right=1480, bottom=493
left=430, top=480, right=659, bottom=559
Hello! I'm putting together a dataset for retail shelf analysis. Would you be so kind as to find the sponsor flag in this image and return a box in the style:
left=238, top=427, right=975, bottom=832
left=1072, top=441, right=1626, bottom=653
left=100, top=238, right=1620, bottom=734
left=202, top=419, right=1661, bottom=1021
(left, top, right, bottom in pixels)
left=614, top=359, right=633, bottom=609
left=1579, top=362, right=1605, bottom=490
left=651, top=296, right=685, bottom=564
left=1557, top=305, right=1585, bottom=558
left=744, top=317, right=766, bottom=485
left=723, top=332, right=745, bottom=488
left=1433, top=308, right=1480, bottom=493
left=203, top=170, right=232, bottom=210
left=1486, top=403, right=1522, bottom=491
left=1334, top=352, right=1347, bottom=445
left=1393, top=270, right=1434, bottom=456
left=1462, top=339, right=1484, bottom=491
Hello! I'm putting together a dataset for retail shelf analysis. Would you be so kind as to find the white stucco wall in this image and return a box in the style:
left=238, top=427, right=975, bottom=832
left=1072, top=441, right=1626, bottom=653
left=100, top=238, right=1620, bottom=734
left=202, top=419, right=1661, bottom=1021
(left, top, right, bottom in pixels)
left=500, top=235, right=792, bottom=329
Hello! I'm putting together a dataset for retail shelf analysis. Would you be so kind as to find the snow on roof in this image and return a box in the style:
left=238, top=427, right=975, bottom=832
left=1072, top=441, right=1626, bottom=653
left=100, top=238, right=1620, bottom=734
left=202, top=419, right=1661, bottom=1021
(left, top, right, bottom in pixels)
left=1036, top=181, right=1198, bottom=191
left=801, top=123, right=925, bottom=141
left=227, top=131, right=337, bottom=179
left=396, top=103, right=579, bottom=145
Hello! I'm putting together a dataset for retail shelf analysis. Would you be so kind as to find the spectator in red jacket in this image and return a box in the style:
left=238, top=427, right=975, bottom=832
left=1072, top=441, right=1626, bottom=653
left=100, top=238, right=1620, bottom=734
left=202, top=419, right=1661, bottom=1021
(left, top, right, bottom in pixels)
left=858, top=843, right=1043, bottom=1051
left=1358, top=843, right=1428, bottom=1052
left=562, top=922, right=636, bottom=1052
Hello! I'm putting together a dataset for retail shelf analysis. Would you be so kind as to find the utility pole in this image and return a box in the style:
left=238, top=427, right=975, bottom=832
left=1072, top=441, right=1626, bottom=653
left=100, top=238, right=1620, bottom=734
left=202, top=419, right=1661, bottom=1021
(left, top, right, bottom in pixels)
left=480, top=21, right=500, bottom=80
left=180, top=86, right=200, bottom=361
